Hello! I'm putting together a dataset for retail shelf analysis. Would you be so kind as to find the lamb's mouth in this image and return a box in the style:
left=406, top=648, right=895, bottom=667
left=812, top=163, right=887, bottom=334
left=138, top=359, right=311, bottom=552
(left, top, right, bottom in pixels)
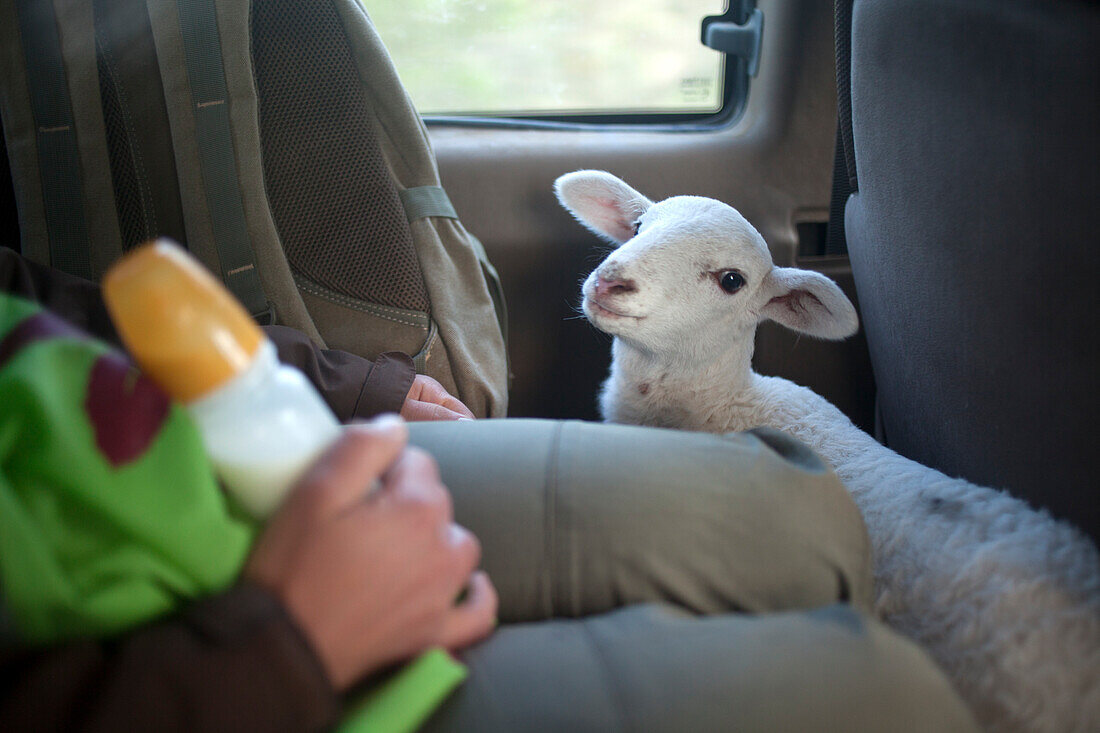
left=587, top=298, right=642, bottom=320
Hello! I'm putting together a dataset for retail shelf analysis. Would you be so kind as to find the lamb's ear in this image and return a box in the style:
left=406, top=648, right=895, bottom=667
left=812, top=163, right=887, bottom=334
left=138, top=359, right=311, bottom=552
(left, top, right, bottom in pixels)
left=554, top=170, right=652, bottom=244
left=759, top=267, right=859, bottom=339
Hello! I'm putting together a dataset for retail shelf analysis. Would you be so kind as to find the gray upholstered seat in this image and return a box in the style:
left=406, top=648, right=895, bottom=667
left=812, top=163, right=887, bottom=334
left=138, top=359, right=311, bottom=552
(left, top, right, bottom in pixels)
left=839, top=0, right=1100, bottom=541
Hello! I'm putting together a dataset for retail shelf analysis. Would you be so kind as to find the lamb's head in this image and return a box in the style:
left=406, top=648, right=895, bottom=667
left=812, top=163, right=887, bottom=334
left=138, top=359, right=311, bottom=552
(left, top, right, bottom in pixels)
left=555, top=170, right=859, bottom=359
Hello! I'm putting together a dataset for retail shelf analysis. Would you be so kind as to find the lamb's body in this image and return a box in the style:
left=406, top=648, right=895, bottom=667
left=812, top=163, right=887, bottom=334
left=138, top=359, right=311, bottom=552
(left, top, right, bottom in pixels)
left=606, top=344, right=1100, bottom=732
left=555, top=170, right=1100, bottom=733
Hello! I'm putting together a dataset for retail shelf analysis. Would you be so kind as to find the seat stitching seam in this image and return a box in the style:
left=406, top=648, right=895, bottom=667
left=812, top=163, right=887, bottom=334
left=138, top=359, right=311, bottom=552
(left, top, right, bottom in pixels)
left=543, top=421, right=563, bottom=617
left=579, top=620, right=631, bottom=733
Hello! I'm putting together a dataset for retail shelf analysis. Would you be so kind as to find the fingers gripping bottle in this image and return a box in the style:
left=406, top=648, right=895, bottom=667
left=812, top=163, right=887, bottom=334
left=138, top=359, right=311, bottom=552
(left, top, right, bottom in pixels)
left=103, top=240, right=340, bottom=519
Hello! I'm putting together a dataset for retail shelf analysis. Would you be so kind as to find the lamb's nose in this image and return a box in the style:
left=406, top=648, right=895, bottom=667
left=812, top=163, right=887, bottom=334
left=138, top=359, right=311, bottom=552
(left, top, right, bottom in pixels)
left=595, top=275, right=637, bottom=298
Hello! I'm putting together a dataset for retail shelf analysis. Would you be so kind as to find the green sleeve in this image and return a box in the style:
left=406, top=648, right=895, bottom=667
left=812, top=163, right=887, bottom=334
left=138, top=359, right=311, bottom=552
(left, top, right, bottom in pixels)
left=0, top=292, right=253, bottom=642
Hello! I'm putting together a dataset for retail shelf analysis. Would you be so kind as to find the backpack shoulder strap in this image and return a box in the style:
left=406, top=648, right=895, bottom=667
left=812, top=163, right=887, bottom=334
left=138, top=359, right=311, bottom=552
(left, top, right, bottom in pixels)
left=2, top=0, right=127, bottom=279
left=7, top=0, right=92, bottom=280
left=173, top=0, right=269, bottom=321
left=146, top=0, right=322, bottom=334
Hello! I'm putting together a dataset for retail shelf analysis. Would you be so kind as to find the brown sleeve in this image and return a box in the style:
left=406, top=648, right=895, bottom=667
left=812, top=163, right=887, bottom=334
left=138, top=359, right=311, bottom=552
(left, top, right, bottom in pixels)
left=0, top=584, right=340, bottom=733
left=0, top=246, right=119, bottom=345
left=265, top=325, right=414, bottom=422
left=0, top=247, right=415, bottom=421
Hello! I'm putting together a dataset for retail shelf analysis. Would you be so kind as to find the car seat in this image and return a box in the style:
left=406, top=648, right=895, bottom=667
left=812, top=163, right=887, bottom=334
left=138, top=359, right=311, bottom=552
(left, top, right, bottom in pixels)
left=835, top=0, right=1100, bottom=541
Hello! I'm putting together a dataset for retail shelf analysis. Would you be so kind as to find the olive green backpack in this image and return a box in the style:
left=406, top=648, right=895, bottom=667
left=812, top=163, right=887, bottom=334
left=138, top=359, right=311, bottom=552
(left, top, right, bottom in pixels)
left=0, top=0, right=508, bottom=417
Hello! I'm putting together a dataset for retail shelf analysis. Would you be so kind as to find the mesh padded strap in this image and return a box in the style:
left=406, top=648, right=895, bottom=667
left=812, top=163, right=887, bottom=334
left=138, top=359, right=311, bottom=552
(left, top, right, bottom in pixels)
left=13, top=0, right=92, bottom=280
left=826, top=0, right=857, bottom=255
left=825, top=126, right=852, bottom=255
left=399, top=186, right=458, bottom=221
left=834, top=0, right=857, bottom=190
left=175, top=0, right=269, bottom=320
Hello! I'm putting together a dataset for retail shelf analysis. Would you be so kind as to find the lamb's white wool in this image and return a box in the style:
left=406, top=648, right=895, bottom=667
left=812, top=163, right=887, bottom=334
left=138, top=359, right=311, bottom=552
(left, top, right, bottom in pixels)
left=556, top=170, right=1100, bottom=733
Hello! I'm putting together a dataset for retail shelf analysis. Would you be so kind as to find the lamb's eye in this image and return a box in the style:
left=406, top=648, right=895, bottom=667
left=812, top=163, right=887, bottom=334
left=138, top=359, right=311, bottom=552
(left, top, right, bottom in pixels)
left=632, top=220, right=641, bottom=237
left=718, top=270, right=746, bottom=294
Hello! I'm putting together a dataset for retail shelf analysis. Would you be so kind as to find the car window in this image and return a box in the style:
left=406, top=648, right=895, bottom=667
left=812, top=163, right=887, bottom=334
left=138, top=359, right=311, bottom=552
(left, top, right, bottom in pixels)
left=366, top=0, right=744, bottom=124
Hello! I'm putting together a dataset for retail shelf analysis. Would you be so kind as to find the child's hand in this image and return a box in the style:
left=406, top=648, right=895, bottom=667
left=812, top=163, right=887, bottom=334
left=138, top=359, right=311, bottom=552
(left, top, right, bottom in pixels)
left=401, top=375, right=476, bottom=421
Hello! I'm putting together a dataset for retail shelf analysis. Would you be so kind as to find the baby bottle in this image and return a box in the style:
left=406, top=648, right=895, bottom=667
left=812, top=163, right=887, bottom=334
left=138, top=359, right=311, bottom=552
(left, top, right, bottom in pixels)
left=103, top=240, right=341, bottom=519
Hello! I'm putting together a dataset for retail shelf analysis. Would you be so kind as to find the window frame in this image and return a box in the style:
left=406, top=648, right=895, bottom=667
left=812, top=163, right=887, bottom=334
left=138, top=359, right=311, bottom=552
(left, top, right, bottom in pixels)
left=417, top=0, right=757, bottom=132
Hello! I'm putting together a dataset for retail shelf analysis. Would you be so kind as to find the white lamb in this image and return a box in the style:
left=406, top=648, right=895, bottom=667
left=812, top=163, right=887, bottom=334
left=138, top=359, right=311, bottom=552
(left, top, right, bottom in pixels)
left=555, top=170, right=1100, bottom=733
